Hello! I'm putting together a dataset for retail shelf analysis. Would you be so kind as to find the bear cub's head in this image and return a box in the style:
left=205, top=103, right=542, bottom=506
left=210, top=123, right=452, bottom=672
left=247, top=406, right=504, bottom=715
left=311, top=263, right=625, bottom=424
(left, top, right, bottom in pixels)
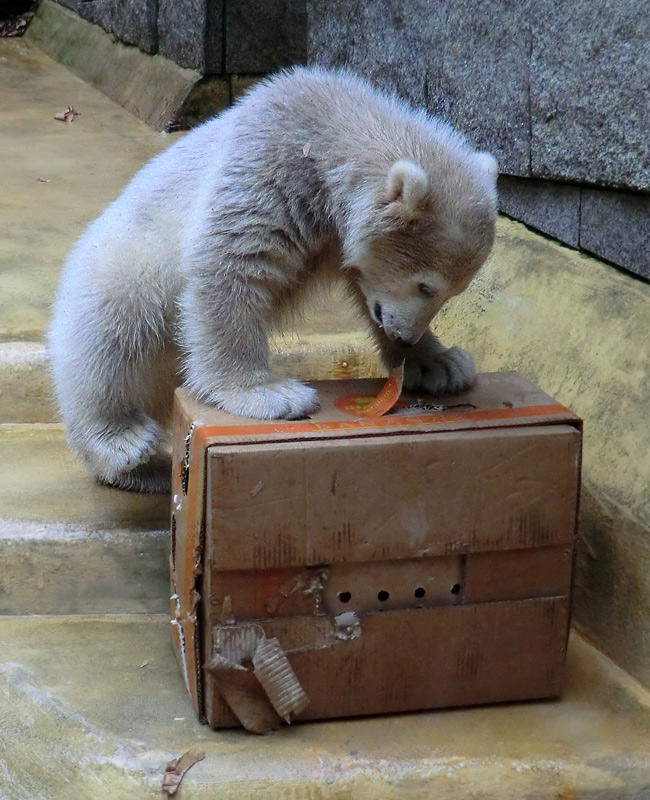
left=344, top=151, right=498, bottom=347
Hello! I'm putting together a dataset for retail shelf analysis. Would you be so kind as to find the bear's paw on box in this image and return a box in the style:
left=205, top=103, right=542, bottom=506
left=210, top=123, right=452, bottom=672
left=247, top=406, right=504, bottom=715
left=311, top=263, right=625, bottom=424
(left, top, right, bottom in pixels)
left=170, top=372, right=581, bottom=733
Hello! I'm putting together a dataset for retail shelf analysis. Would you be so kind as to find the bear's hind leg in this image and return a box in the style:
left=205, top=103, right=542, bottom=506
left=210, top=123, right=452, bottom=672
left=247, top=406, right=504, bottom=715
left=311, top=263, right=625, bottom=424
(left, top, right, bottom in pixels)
left=51, top=284, right=177, bottom=494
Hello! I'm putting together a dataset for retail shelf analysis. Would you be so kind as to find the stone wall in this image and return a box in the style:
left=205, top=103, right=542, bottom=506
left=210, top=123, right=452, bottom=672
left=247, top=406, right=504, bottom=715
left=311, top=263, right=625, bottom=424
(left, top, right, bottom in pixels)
left=308, top=0, right=650, bottom=281
left=48, top=0, right=649, bottom=278
left=52, top=0, right=307, bottom=75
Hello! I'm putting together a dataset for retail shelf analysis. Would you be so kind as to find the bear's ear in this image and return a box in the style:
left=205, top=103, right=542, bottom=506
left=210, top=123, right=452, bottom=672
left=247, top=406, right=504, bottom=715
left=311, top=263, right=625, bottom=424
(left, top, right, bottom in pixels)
left=473, top=151, right=499, bottom=182
left=384, top=159, right=430, bottom=222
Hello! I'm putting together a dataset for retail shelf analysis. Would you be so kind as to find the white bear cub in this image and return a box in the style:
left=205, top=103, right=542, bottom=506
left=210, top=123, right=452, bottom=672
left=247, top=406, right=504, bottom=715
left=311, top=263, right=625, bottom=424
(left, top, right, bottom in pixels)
left=48, top=67, right=498, bottom=494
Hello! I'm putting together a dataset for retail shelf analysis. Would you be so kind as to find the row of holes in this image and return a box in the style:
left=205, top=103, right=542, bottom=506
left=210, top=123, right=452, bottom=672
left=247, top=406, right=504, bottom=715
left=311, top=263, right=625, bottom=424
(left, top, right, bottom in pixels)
left=338, top=584, right=461, bottom=603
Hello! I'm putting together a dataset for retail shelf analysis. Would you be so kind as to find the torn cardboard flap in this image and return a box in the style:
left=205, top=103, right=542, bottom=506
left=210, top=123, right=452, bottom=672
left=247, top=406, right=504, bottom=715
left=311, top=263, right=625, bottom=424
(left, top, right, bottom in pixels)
left=207, top=623, right=309, bottom=733
left=252, top=636, right=310, bottom=723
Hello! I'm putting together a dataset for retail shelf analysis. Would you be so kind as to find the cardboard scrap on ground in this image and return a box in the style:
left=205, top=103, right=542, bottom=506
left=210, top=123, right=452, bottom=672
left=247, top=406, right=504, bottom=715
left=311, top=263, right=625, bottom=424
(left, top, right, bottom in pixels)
left=161, top=749, right=205, bottom=797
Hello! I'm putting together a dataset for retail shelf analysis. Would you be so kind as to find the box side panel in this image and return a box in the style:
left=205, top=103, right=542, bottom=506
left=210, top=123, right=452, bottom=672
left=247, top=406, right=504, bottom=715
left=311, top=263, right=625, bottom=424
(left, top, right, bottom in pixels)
left=170, top=399, right=193, bottom=692
left=204, top=596, right=570, bottom=727
left=170, top=393, right=209, bottom=720
left=464, top=544, right=574, bottom=604
left=207, top=426, right=581, bottom=569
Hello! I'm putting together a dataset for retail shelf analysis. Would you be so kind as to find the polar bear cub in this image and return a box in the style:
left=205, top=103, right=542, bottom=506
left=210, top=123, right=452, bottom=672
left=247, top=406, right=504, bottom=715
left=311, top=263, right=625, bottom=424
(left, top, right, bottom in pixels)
left=48, top=67, right=498, bottom=494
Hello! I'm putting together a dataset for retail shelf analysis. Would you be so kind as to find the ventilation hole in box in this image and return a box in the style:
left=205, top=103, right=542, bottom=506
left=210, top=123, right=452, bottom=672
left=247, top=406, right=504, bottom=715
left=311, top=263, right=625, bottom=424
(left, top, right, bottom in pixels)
left=338, top=591, right=352, bottom=603
left=451, top=583, right=461, bottom=595
left=414, top=587, right=426, bottom=599
left=377, top=590, right=390, bottom=602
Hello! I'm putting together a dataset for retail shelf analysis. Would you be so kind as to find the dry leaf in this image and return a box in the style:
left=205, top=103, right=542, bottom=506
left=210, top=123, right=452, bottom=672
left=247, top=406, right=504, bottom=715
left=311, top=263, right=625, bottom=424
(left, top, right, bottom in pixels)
left=161, top=749, right=205, bottom=797
left=54, top=106, right=79, bottom=123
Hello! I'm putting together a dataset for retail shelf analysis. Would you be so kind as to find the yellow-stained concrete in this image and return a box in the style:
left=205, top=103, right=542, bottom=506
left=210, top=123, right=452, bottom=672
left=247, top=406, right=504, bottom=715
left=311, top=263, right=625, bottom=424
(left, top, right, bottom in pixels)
left=0, top=342, right=55, bottom=422
left=0, top=522, right=169, bottom=615
left=0, top=37, right=174, bottom=342
left=1, top=616, right=650, bottom=799
left=0, top=424, right=169, bottom=530
left=433, top=220, right=650, bottom=686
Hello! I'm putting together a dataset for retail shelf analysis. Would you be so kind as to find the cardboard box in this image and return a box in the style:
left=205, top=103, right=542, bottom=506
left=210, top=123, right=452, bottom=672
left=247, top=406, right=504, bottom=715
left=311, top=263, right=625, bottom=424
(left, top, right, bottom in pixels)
left=170, top=372, right=582, bottom=733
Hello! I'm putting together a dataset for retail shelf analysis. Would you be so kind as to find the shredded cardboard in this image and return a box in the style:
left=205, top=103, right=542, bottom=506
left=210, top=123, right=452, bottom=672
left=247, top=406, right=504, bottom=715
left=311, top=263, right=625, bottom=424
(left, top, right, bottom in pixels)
left=252, top=637, right=310, bottom=723
left=162, top=749, right=205, bottom=797
left=266, top=568, right=330, bottom=614
left=334, top=611, right=361, bottom=637
left=207, top=623, right=310, bottom=733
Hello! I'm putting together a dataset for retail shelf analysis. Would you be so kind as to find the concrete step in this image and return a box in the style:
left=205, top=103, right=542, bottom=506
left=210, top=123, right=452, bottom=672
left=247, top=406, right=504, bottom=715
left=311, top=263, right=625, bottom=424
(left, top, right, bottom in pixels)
left=2, top=615, right=650, bottom=799
left=0, top=423, right=170, bottom=615
left=0, top=329, right=382, bottom=424
left=0, top=342, right=55, bottom=423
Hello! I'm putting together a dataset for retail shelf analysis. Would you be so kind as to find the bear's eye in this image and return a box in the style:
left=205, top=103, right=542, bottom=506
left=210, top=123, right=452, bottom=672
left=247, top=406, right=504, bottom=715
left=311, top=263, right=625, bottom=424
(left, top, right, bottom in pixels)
left=418, top=283, right=436, bottom=298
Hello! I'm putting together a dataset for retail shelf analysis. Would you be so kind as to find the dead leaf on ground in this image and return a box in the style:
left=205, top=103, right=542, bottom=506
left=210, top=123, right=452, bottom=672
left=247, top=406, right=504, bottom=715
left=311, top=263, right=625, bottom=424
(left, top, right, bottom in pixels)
left=161, top=749, right=205, bottom=797
left=54, top=106, right=79, bottom=123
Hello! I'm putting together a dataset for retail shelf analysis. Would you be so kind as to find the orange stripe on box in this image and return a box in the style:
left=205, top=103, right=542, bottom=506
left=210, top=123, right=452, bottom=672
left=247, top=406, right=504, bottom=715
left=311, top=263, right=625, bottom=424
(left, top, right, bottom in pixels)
left=194, top=403, right=575, bottom=446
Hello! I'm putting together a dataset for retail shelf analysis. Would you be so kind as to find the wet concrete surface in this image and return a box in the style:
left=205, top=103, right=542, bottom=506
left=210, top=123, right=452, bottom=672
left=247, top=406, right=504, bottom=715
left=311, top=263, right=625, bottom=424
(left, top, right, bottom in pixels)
left=1, top=615, right=650, bottom=799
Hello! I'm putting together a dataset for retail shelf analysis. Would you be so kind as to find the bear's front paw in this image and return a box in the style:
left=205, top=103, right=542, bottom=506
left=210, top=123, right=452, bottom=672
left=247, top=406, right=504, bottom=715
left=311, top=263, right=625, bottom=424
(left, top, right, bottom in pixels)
left=404, top=346, right=475, bottom=396
left=216, top=378, right=320, bottom=420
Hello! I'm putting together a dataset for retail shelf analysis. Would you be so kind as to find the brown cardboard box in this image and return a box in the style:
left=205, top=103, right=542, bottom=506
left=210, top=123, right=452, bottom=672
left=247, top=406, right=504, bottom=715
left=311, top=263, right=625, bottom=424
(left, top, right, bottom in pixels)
left=170, top=372, right=582, bottom=733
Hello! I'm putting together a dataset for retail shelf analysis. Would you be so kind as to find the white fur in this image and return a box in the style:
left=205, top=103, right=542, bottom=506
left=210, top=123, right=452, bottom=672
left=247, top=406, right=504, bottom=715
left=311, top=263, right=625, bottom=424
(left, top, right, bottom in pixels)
left=48, top=66, right=498, bottom=493
left=385, top=160, right=430, bottom=220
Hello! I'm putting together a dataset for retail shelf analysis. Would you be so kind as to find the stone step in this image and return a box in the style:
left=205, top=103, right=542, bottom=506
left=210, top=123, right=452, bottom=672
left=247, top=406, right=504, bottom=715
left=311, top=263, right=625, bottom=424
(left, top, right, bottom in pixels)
left=0, top=342, right=55, bottom=423
left=0, top=423, right=171, bottom=615
left=0, top=520, right=169, bottom=616
left=1, top=615, right=649, bottom=799
left=0, top=330, right=382, bottom=424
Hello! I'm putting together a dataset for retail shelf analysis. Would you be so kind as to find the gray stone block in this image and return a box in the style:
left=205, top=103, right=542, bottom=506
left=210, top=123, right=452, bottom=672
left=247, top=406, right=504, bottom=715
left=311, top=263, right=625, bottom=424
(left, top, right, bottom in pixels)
left=498, top=176, right=580, bottom=248
left=308, top=0, right=650, bottom=193
left=76, top=0, right=158, bottom=54
left=308, top=1, right=427, bottom=109
left=308, top=0, right=532, bottom=175
left=226, top=0, right=307, bottom=74
left=529, top=2, right=650, bottom=191
left=158, top=0, right=222, bottom=73
left=420, top=0, right=532, bottom=176
left=580, top=188, right=650, bottom=280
